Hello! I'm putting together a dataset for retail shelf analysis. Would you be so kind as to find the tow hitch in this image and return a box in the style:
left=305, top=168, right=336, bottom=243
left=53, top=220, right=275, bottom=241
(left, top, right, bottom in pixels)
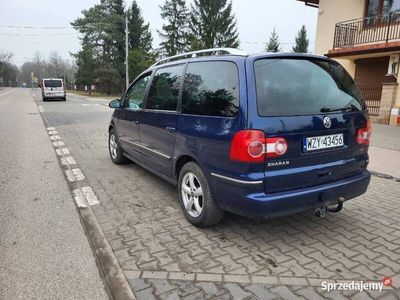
left=314, top=197, right=345, bottom=218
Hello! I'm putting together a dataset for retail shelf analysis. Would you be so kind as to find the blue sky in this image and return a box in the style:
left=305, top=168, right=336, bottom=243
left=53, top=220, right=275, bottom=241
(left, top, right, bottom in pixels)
left=0, top=0, right=318, bottom=66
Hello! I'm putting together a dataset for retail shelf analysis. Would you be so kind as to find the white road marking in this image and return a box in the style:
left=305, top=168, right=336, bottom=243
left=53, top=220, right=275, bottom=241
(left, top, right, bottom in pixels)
left=72, top=168, right=85, bottom=181
left=61, top=156, right=77, bottom=166
left=66, top=156, right=77, bottom=165
left=46, top=126, right=100, bottom=208
left=81, top=103, right=103, bottom=106
left=65, top=170, right=76, bottom=182
left=61, top=148, right=70, bottom=155
left=0, top=90, right=15, bottom=97
left=73, top=189, right=88, bottom=208
left=65, top=168, right=84, bottom=182
left=38, top=106, right=45, bottom=113
left=82, top=187, right=100, bottom=206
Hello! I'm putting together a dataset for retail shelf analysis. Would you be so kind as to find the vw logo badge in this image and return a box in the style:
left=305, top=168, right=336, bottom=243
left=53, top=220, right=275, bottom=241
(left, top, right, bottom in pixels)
left=323, top=117, right=332, bottom=129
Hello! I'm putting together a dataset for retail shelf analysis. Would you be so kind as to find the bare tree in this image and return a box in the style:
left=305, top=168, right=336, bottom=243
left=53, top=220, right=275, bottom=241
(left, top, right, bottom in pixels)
left=19, top=51, right=77, bottom=88
left=0, top=50, right=18, bottom=87
left=32, top=51, right=46, bottom=80
left=0, top=50, right=13, bottom=64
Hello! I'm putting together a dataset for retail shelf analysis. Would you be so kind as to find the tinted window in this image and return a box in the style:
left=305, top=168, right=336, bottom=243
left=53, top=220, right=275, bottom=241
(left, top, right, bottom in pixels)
left=146, top=65, right=184, bottom=111
left=44, top=80, right=62, bottom=88
left=125, top=74, right=150, bottom=109
left=181, top=61, right=239, bottom=117
left=254, top=59, right=363, bottom=117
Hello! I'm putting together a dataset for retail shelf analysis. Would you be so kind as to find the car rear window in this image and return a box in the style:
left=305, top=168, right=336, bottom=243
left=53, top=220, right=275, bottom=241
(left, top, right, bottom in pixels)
left=254, top=58, right=363, bottom=116
left=44, top=80, right=62, bottom=88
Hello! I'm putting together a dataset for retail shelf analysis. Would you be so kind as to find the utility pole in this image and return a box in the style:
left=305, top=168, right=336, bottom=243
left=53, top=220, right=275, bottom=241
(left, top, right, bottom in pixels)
left=63, top=68, right=66, bottom=89
left=125, top=11, right=129, bottom=91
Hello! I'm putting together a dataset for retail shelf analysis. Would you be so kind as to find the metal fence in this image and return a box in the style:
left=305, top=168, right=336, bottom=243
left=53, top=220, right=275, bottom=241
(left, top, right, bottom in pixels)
left=358, top=83, right=382, bottom=115
left=334, top=12, right=400, bottom=48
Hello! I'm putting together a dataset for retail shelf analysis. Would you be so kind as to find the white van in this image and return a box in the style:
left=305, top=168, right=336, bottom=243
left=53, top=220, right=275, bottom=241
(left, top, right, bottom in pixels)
left=41, top=78, right=66, bottom=101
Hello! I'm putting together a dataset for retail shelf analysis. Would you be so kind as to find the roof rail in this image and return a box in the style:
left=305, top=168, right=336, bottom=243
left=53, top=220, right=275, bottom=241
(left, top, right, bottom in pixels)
left=151, top=48, right=247, bottom=68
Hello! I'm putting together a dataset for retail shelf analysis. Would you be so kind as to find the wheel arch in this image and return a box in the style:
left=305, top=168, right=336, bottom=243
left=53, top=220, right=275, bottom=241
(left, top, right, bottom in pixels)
left=174, top=155, right=198, bottom=180
left=108, top=122, right=115, bottom=133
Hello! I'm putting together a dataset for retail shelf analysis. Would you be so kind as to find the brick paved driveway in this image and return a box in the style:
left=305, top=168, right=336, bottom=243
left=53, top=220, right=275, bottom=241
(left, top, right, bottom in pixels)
left=37, top=93, right=400, bottom=299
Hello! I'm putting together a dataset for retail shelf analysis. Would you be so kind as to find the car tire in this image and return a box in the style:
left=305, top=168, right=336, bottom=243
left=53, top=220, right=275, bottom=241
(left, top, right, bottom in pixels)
left=178, top=162, right=224, bottom=227
left=108, top=129, right=129, bottom=164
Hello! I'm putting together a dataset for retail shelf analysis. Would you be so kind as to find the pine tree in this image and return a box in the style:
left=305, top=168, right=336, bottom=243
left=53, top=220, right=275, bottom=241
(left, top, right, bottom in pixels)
left=73, top=43, right=98, bottom=95
left=188, top=0, right=239, bottom=50
left=265, top=28, right=280, bottom=52
left=128, top=0, right=153, bottom=53
left=292, top=25, right=309, bottom=53
left=158, top=0, right=189, bottom=56
left=72, top=0, right=126, bottom=93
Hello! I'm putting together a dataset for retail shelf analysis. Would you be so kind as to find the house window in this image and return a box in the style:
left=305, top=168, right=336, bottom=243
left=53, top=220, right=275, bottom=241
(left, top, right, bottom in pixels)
left=383, top=0, right=400, bottom=14
left=367, top=0, right=379, bottom=17
left=366, top=0, right=400, bottom=17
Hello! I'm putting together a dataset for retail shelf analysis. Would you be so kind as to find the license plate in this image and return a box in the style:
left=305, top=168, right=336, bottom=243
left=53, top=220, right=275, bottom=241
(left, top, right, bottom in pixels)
left=305, top=133, right=344, bottom=152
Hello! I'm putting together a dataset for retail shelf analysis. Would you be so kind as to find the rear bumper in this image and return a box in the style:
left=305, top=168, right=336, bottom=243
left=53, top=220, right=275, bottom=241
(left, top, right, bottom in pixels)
left=43, top=92, right=65, bottom=98
left=212, top=170, right=371, bottom=219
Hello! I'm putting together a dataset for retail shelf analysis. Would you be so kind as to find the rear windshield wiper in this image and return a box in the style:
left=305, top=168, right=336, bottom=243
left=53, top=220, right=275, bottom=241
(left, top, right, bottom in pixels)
left=320, top=104, right=360, bottom=113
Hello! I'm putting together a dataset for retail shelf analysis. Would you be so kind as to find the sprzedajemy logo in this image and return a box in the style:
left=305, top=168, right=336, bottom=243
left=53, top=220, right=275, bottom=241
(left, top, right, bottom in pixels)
left=321, top=277, right=391, bottom=293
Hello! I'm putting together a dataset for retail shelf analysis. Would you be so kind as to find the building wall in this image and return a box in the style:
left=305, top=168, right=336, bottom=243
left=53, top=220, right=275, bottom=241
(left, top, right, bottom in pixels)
left=312, top=0, right=399, bottom=124
left=315, top=0, right=365, bottom=55
left=315, top=0, right=365, bottom=75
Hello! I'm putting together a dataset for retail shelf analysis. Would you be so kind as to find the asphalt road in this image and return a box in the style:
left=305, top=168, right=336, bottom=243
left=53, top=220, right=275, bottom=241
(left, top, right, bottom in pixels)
left=0, top=88, right=108, bottom=299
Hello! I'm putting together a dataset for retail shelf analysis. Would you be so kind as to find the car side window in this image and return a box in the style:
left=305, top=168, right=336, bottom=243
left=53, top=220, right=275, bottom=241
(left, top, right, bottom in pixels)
left=181, top=61, right=239, bottom=117
left=146, top=64, right=184, bottom=111
left=125, top=74, right=151, bottom=109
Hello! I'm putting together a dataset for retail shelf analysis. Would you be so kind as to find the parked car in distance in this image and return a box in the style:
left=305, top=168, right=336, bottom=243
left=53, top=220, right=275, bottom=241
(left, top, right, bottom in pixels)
left=108, top=48, right=371, bottom=227
left=40, top=78, right=66, bottom=101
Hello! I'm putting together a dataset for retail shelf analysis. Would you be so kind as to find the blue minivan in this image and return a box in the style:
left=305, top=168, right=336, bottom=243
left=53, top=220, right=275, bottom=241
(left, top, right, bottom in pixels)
left=108, top=48, right=371, bottom=227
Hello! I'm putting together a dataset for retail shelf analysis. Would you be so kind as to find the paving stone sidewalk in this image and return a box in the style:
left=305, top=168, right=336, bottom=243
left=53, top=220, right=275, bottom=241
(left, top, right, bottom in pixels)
left=369, top=123, right=400, bottom=179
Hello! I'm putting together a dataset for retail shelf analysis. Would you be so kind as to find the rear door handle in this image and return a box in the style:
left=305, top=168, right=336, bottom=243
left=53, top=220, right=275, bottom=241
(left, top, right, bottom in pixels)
left=166, top=127, right=176, bottom=133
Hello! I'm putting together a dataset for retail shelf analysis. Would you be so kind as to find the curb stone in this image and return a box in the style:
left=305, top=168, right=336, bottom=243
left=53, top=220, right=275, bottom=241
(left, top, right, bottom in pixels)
left=369, top=170, right=400, bottom=182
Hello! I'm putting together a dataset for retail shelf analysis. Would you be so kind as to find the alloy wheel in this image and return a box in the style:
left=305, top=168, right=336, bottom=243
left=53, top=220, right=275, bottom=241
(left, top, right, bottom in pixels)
left=109, top=134, right=118, bottom=160
left=181, top=172, right=203, bottom=218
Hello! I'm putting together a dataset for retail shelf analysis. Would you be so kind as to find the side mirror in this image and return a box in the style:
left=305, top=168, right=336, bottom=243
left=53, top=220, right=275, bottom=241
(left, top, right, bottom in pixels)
left=109, top=99, right=121, bottom=109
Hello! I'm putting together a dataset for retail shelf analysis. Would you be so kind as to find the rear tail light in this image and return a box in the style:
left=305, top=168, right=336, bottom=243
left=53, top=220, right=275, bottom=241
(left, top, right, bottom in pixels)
left=230, top=130, right=288, bottom=162
left=356, top=121, right=371, bottom=145
left=265, top=137, right=288, bottom=158
left=230, top=130, right=265, bottom=162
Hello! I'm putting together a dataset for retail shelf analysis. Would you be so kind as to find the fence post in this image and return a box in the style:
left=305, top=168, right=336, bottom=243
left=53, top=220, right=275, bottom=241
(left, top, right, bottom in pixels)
left=386, top=13, right=393, bottom=43
left=333, top=24, right=337, bottom=49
